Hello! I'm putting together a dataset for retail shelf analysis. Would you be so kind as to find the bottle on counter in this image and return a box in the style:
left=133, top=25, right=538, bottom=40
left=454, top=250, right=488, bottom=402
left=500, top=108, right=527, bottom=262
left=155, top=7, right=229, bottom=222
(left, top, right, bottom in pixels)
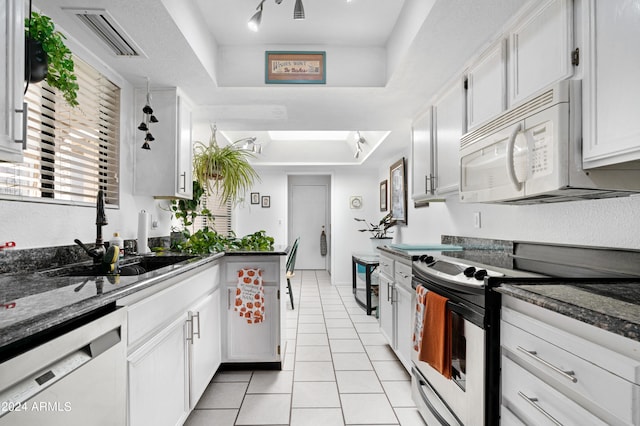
left=110, top=232, right=124, bottom=258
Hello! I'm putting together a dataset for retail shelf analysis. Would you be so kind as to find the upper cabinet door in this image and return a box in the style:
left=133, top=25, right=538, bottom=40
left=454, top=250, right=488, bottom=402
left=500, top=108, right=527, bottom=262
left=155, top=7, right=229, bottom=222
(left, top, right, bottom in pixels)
left=0, top=0, right=25, bottom=163
left=411, top=107, right=434, bottom=204
left=466, top=39, right=507, bottom=130
left=134, top=88, right=193, bottom=199
left=509, top=0, right=573, bottom=106
left=434, top=79, right=464, bottom=196
left=582, top=0, right=640, bottom=168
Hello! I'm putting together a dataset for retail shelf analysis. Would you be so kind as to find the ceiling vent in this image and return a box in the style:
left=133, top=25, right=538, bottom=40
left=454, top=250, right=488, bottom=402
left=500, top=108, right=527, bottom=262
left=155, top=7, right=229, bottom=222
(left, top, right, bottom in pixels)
left=63, top=8, right=145, bottom=57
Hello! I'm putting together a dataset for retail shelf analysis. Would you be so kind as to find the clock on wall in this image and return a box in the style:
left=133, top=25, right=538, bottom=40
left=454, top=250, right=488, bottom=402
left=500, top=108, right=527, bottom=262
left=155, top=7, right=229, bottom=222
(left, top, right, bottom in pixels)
left=350, top=196, right=363, bottom=209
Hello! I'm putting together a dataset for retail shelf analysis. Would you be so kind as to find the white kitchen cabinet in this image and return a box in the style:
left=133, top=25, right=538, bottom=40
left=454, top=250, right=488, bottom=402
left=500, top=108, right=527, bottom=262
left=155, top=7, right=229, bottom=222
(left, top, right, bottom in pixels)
left=582, top=0, right=640, bottom=168
left=466, top=39, right=507, bottom=130
left=501, top=295, right=640, bottom=425
left=378, top=271, right=395, bottom=348
left=508, top=0, right=574, bottom=106
left=433, top=79, right=464, bottom=196
left=128, top=314, right=189, bottom=426
left=410, top=107, right=435, bottom=206
left=134, top=87, right=193, bottom=199
left=224, top=285, right=279, bottom=362
left=119, top=261, right=221, bottom=426
left=189, top=289, right=221, bottom=409
left=221, top=255, right=286, bottom=365
left=394, top=278, right=414, bottom=372
left=376, top=252, right=413, bottom=372
left=0, top=0, right=25, bottom=162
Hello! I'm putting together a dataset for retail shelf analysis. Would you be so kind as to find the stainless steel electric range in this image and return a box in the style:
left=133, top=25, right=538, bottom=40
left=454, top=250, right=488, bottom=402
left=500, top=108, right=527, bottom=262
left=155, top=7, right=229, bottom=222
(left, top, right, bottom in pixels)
left=409, top=241, right=640, bottom=426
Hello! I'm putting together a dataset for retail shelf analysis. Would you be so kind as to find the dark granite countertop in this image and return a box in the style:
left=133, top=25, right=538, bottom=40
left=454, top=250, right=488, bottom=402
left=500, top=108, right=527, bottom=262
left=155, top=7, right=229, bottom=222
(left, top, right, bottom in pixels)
left=496, top=281, right=640, bottom=342
left=0, top=247, right=288, bottom=353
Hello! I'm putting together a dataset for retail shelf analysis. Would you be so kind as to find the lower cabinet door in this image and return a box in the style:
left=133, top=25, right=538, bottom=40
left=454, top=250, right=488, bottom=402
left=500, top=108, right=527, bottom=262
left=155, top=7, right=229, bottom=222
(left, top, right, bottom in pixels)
left=395, top=283, right=414, bottom=371
left=378, top=274, right=395, bottom=348
left=189, top=289, right=221, bottom=408
left=225, top=285, right=279, bottom=362
left=128, top=314, right=189, bottom=426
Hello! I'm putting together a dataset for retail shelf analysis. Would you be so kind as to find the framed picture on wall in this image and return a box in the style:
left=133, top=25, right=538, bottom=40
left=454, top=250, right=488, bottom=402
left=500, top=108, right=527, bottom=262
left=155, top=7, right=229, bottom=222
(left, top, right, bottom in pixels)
left=251, top=192, right=260, bottom=204
left=261, top=196, right=271, bottom=208
left=389, top=158, right=407, bottom=224
left=380, top=180, right=387, bottom=211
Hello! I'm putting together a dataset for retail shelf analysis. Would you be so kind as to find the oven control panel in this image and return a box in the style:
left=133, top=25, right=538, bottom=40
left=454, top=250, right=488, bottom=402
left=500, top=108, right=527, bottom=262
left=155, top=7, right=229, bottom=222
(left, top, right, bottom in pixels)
left=413, top=254, right=504, bottom=287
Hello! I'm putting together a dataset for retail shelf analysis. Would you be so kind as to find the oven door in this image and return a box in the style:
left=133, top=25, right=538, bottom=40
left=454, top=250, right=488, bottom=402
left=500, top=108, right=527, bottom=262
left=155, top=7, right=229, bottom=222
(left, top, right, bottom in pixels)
left=411, top=290, right=486, bottom=425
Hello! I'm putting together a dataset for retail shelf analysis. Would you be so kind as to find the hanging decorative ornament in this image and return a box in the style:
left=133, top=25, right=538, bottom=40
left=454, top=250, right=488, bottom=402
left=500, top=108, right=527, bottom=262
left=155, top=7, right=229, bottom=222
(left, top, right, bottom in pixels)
left=139, top=77, right=158, bottom=150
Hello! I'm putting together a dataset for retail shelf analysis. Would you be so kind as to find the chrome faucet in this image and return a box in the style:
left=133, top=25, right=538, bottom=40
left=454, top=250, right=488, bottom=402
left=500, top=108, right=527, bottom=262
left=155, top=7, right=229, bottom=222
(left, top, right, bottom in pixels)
left=75, top=190, right=108, bottom=263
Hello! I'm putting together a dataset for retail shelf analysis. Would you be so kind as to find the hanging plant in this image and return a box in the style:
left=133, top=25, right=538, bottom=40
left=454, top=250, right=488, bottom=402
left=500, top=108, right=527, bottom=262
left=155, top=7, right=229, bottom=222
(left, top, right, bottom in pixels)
left=193, top=125, right=260, bottom=205
left=25, top=12, right=79, bottom=107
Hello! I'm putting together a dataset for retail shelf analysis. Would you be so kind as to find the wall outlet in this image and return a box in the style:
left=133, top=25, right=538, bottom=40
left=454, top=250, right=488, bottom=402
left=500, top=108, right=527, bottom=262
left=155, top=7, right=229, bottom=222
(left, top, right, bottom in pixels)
left=473, top=211, right=481, bottom=228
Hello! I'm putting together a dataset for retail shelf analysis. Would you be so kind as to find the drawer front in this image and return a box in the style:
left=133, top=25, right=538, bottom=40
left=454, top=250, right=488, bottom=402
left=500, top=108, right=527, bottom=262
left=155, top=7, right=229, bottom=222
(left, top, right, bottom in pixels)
left=394, top=261, right=412, bottom=289
left=501, top=356, right=607, bottom=426
left=224, top=261, right=279, bottom=283
left=127, top=265, right=218, bottom=348
left=502, top=319, right=639, bottom=424
left=379, top=255, right=394, bottom=278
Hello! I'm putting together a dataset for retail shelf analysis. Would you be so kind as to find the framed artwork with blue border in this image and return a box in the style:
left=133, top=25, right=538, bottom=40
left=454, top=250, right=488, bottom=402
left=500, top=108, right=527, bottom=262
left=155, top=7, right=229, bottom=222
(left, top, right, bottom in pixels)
left=265, top=51, right=326, bottom=84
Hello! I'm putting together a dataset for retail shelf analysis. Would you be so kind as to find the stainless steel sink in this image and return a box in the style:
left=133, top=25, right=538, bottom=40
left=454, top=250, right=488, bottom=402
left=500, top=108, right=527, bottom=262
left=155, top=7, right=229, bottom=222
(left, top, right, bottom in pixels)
left=42, top=255, right=197, bottom=277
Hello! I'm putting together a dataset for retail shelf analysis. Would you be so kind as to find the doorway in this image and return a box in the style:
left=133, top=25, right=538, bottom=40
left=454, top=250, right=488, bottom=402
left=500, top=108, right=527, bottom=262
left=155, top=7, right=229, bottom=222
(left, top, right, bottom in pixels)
left=288, top=175, right=331, bottom=272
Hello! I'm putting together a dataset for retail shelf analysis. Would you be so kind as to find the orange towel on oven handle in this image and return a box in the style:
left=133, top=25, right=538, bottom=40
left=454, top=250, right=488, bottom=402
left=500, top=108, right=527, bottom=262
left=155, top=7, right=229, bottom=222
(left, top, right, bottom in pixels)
left=418, top=290, right=452, bottom=379
left=234, top=268, right=265, bottom=324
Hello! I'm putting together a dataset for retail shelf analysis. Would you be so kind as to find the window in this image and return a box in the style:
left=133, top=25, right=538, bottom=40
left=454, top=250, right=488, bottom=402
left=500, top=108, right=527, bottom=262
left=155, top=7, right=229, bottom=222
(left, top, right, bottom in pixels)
left=0, top=56, right=120, bottom=206
left=194, top=191, right=232, bottom=236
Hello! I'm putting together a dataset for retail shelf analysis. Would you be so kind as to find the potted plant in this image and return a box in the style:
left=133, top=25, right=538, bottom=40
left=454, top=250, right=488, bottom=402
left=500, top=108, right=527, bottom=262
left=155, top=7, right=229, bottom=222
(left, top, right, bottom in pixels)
left=355, top=213, right=395, bottom=251
left=25, top=11, right=79, bottom=107
left=193, top=125, right=260, bottom=205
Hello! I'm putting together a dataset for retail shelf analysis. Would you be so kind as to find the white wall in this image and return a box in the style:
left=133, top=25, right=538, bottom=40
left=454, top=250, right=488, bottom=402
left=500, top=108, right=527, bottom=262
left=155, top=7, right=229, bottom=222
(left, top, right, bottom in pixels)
left=233, top=169, right=288, bottom=246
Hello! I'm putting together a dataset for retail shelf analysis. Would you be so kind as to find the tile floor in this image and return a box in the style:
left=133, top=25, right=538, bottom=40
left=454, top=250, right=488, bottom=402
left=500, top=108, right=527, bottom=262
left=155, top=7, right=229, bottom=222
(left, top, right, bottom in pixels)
left=185, top=270, right=427, bottom=426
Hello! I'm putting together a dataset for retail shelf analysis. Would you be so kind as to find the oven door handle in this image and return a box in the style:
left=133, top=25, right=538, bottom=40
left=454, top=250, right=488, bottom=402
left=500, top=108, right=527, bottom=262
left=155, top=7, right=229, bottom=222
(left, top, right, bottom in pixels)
left=412, top=367, right=463, bottom=426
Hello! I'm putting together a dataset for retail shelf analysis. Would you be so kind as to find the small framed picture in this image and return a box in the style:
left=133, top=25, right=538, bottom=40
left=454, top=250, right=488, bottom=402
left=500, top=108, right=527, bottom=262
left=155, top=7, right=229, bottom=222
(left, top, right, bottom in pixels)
left=251, top=192, right=260, bottom=204
left=380, top=180, right=388, bottom=211
left=261, top=196, right=271, bottom=208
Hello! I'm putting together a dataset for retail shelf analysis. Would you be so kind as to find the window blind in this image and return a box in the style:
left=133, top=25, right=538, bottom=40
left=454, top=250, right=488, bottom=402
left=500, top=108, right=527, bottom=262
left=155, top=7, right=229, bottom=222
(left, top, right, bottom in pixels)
left=194, top=190, right=232, bottom=236
left=0, top=56, right=120, bottom=206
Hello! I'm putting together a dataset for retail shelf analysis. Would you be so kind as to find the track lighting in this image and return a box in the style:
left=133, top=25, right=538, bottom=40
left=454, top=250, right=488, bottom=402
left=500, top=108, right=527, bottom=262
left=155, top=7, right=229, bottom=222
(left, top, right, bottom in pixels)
left=293, top=0, right=305, bottom=19
left=248, top=0, right=305, bottom=32
left=248, top=1, right=265, bottom=32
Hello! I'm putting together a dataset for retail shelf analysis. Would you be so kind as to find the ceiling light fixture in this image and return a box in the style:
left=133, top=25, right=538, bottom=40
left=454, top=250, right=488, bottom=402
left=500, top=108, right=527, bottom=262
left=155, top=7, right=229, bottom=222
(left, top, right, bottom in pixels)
left=248, top=0, right=305, bottom=32
left=293, top=0, right=305, bottom=19
left=247, top=0, right=265, bottom=32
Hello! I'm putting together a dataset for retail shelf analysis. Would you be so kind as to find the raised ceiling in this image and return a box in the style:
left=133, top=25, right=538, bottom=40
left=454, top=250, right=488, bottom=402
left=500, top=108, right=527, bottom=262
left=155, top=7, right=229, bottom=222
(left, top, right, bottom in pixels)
left=33, top=0, right=528, bottom=167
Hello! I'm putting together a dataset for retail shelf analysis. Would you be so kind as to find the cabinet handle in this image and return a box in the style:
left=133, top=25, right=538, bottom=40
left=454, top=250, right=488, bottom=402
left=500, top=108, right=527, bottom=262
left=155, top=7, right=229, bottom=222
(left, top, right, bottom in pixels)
left=179, top=172, right=186, bottom=192
left=186, top=314, right=194, bottom=343
left=516, top=346, right=577, bottom=383
left=517, top=391, right=563, bottom=426
left=387, top=282, right=391, bottom=302
left=193, top=312, right=201, bottom=339
left=14, top=102, right=27, bottom=149
left=228, top=288, right=232, bottom=309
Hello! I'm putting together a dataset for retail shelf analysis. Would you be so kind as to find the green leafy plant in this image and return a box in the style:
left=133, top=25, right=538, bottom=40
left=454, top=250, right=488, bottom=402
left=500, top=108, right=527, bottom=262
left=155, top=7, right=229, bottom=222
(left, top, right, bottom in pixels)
left=173, top=229, right=275, bottom=254
left=354, top=213, right=395, bottom=238
left=170, top=180, right=212, bottom=232
left=193, top=125, right=260, bottom=205
left=25, top=12, right=79, bottom=107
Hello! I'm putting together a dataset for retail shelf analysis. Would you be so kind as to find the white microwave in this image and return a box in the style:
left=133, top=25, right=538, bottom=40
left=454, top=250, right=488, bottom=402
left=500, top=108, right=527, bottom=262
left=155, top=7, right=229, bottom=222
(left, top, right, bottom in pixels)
left=459, top=80, right=640, bottom=204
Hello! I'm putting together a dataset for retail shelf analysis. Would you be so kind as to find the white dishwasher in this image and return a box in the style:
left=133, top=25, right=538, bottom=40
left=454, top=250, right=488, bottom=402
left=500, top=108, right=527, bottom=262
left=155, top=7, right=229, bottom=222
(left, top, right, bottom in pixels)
left=0, top=307, right=127, bottom=426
